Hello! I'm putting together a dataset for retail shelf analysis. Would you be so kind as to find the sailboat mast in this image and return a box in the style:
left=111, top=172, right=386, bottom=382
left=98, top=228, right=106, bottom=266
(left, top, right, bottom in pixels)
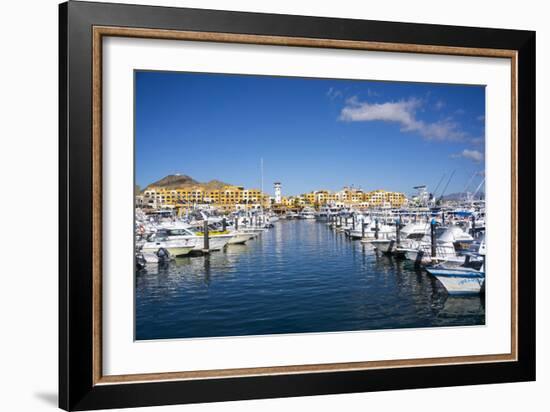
left=260, top=157, right=264, bottom=210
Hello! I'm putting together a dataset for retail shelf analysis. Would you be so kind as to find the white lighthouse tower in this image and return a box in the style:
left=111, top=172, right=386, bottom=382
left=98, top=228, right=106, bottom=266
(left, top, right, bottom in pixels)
left=274, top=182, right=282, bottom=204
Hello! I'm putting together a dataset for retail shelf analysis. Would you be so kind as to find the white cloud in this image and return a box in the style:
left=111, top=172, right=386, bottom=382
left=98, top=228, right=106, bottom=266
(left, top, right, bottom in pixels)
left=435, top=100, right=445, bottom=110
left=451, top=149, right=484, bottom=163
left=326, top=87, right=343, bottom=100
left=470, top=137, right=484, bottom=146
left=339, top=97, right=466, bottom=141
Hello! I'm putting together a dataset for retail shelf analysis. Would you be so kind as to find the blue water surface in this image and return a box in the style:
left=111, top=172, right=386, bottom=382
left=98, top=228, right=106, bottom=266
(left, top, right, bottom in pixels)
left=135, top=220, right=484, bottom=340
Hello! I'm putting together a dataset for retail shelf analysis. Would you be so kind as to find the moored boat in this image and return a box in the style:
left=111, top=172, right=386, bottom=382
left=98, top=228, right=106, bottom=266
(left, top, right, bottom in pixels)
left=425, top=265, right=485, bottom=295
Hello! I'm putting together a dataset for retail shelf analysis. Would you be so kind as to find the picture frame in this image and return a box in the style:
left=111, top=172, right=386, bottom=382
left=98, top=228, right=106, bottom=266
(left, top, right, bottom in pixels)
left=59, top=1, right=536, bottom=410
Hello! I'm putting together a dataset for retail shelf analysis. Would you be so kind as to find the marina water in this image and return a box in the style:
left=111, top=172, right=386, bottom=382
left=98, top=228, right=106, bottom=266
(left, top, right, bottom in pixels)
left=136, top=219, right=484, bottom=340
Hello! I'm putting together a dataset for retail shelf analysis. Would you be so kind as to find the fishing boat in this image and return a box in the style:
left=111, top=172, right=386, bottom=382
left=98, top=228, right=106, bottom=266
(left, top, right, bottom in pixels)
left=441, top=225, right=474, bottom=251
left=358, top=220, right=394, bottom=244
left=316, top=205, right=341, bottom=221
left=371, top=222, right=430, bottom=254
left=397, top=226, right=469, bottom=265
left=206, top=218, right=251, bottom=245
left=345, top=215, right=372, bottom=239
left=299, top=207, right=316, bottom=219
left=425, top=264, right=485, bottom=295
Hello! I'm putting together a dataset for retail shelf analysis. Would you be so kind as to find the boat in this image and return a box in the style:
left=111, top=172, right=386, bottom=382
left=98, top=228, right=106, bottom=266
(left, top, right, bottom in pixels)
left=226, top=231, right=252, bottom=245
left=316, top=205, right=341, bottom=221
left=285, top=212, right=300, bottom=219
left=358, top=220, right=394, bottom=244
left=345, top=215, right=372, bottom=239
left=299, top=207, right=316, bottom=219
left=425, top=264, right=485, bottom=295
left=440, top=225, right=474, bottom=251
left=157, top=222, right=234, bottom=252
left=140, top=229, right=196, bottom=260
left=371, top=222, right=429, bottom=254
left=397, top=225, right=471, bottom=265
left=206, top=218, right=251, bottom=245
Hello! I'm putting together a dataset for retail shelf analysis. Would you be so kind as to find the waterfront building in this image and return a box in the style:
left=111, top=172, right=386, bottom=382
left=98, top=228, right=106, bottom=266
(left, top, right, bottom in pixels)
left=291, top=188, right=406, bottom=208
left=141, top=184, right=406, bottom=211
left=363, top=189, right=407, bottom=208
left=142, top=185, right=269, bottom=211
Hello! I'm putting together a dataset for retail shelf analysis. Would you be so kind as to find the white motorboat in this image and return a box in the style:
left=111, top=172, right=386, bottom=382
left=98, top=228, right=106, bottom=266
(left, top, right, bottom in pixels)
left=345, top=216, right=372, bottom=239
left=205, top=219, right=251, bottom=245
left=159, top=222, right=234, bottom=251
left=316, top=206, right=341, bottom=221
left=439, top=225, right=474, bottom=251
left=226, top=231, right=252, bottom=245
left=425, top=264, right=485, bottom=295
left=370, top=222, right=429, bottom=253
left=141, top=228, right=196, bottom=260
left=299, top=207, right=316, bottom=219
left=398, top=226, right=469, bottom=265
left=358, top=221, right=394, bottom=244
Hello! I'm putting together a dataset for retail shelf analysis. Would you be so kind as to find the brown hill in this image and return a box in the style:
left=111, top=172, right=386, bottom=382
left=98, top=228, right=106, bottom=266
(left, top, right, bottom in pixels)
left=145, top=174, right=231, bottom=190
left=146, top=174, right=198, bottom=189
left=203, top=179, right=231, bottom=190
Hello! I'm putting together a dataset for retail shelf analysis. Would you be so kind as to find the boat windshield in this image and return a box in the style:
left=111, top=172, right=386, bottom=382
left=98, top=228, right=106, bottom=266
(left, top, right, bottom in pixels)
left=166, top=228, right=195, bottom=236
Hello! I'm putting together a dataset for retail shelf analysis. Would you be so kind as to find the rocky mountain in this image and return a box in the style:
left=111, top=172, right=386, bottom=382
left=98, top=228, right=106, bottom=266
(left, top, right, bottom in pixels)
left=145, top=174, right=231, bottom=191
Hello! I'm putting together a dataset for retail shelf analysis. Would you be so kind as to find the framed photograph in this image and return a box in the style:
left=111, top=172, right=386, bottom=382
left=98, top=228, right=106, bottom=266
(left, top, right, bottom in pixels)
left=59, top=1, right=535, bottom=410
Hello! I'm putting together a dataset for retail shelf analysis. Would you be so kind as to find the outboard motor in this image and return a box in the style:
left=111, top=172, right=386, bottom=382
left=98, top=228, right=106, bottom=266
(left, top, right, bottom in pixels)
left=135, top=253, right=146, bottom=270
left=156, top=247, right=171, bottom=263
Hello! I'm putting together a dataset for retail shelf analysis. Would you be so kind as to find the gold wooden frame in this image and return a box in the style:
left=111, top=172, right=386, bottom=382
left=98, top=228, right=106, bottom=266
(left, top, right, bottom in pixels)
left=92, top=26, right=518, bottom=385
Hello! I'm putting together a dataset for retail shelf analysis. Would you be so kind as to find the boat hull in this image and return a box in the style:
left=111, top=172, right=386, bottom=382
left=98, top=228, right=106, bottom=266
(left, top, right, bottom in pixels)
left=432, top=275, right=484, bottom=295
left=426, top=268, right=485, bottom=295
left=347, top=229, right=364, bottom=239
left=227, top=232, right=250, bottom=245
left=371, top=239, right=395, bottom=253
left=141, top=246, right=194, bottom=262
left=191, top=235, right=232, bottom=251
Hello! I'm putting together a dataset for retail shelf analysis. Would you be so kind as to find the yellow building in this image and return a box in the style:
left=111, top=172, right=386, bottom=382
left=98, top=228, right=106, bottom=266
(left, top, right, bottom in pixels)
left=141, top=184, right=406, bottom=210
left=364, top=190, right=407, bottom=207
left=143, top=185, right=269, bottom=210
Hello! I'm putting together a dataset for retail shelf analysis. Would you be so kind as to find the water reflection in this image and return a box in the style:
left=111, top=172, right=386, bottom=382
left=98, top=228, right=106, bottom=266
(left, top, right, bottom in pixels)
left=136, top=220, right=485, bottom=340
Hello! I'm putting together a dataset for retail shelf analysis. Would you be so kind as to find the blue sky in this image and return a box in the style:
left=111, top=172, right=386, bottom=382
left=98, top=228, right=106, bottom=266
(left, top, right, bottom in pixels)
left=135, top=71, right=485, bottom=197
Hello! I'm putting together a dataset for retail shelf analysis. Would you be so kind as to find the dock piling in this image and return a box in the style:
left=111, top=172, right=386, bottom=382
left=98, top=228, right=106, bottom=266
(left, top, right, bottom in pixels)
left=203, top=220, right=210, bottom=252
left=430, top=219, right=436, bottom=258
left=396, top=218, right=401, bottom=246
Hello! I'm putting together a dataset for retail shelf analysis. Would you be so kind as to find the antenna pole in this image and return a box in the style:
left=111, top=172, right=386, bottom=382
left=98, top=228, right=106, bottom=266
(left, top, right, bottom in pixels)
left=260, top=157, right=264, bottom=210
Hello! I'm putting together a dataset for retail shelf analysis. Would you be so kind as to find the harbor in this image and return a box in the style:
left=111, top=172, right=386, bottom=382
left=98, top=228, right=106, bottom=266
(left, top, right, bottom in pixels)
left=133, top=72, right=488, bottom=340
left=135, top=185, right=486, bottom=340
